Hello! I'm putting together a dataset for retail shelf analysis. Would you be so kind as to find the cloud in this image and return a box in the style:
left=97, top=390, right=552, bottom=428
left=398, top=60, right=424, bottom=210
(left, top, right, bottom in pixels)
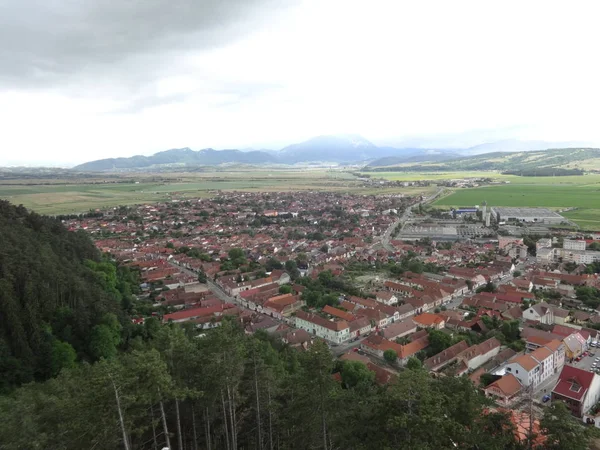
left=0, top=0, right=292, bottom=91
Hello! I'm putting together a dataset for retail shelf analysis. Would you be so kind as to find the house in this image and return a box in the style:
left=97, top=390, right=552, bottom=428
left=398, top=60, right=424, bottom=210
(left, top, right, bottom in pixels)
left=484, top=374, right=522, bottom=406
left=382, top=319, right=417, bottom=341
left=396, top=303, right=416, bottom=321
left=544, top=339, right=566, bottom=374
left=294, top=310, right=350, bottom=344
left=412, top=313, right=445, bottom=330
left=323, top=305, right=355, bottom=322
left=280, top=329, right=313, bottom=350
left=563, top=333, right=587, bottom=361
left=504, top=354, right=541, bottom=387
left=349, top=317, right=372, bottom=337
left=552, top=365, right=600, bottom=418
left=361, top=334, right=429, bottom=366
left=424, top=340, right=470, bottom=372
left=262, top=294, right=304, bottom=320
left=375, top=291, right=398, bottom=305
left=522, top=302, right=554, bottom=324
left=455, top=337, right=502, bottom=373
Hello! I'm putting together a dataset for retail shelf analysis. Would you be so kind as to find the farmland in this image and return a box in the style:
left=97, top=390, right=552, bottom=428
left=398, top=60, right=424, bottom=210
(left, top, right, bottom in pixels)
left=431, top=174, right=600, bottom=230
left=0, top=169, right=432, bottom=215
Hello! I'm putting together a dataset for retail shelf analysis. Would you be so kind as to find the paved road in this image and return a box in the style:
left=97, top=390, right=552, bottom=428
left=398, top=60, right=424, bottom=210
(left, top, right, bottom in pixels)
left=381, top=187, right=446, bottom=251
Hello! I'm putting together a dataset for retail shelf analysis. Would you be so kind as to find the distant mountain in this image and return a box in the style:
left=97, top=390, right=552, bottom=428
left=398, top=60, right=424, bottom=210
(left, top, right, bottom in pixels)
left=368, top=148, right=600, bottom=172
left=72, top=136, right=600, bottom=172
left=74, top=148, right=277, bottom=171
left=277, top=135, right=379, bottom=163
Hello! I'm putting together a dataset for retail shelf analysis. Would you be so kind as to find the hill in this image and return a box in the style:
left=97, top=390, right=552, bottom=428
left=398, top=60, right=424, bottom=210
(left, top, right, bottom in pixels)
left=74, top=147, right=277, bottom=171
left=0, top=201, right=132, bottom=390
left=368, top=148, right=600, bottom=172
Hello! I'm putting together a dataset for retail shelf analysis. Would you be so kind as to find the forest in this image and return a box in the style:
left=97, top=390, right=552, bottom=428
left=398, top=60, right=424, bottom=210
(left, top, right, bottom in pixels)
left=0, top=200, right=595, bottom=449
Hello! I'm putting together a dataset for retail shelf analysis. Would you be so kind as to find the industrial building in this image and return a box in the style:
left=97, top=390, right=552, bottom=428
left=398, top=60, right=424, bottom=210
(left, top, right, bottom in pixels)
left=491, top=207, right=565, bottom=224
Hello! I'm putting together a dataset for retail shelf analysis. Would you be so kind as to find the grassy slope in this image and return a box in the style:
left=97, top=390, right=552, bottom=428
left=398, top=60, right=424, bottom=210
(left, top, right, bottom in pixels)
left=370, top=148, right=600, bottom=171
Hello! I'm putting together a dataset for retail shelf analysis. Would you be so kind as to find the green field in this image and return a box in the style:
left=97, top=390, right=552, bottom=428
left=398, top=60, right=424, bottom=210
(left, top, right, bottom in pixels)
left=432, top=175, right=600, bottom=230
left=0, top=170, right=433, bottom=215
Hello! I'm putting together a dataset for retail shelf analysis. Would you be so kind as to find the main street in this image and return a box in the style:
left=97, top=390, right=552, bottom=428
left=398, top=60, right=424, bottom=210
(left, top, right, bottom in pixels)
left=381, top=187, right=445, bottom=251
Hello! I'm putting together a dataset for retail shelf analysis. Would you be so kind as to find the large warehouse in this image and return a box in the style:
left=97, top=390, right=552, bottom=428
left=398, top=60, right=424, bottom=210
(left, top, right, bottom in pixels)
left=491, top=207, right=565, bottom=224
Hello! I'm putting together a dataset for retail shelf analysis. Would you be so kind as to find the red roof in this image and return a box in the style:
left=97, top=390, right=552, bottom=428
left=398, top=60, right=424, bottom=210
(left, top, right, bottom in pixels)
left=552, top=365, right=595, bottom=402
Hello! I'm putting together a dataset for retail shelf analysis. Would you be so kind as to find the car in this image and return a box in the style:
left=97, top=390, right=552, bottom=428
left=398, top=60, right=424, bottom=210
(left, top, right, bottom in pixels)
left=595, top=357, right=600, bottom=362
left=542, top=394, right=551, bottom=403
left=576, top=356, right=583, bottom=362
left=592, top=363, right=597, bottom=368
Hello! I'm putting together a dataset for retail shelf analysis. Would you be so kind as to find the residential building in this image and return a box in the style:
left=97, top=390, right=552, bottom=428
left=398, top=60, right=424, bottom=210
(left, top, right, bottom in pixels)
left=504, top=354, right=541, bottom=387
left=294, top=310, right=350, bottom=344
left=375, top=291, right=398, bottom=305
left=563, top=333, right=587, bottom=361
left=382, top=319, right=417, bottom=341
left=552, top=365, right=600, bottom=418
left=412, top=313, right=445, bottom=330
left=484, top=374, right=522, bottom=406
left=564, top=239, right=587, bottom=251
left=424, top=340, right=470, bottom=372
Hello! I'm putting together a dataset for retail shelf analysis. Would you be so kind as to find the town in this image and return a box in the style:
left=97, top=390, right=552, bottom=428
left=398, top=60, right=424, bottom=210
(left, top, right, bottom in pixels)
left=61, top=188, right=600, bottom=443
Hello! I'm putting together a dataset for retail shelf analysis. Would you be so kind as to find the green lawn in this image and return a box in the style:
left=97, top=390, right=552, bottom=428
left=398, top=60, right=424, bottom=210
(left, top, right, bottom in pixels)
left=562, top=209, right=600, bottom=231
left=432, top=176, right=600, bottom=230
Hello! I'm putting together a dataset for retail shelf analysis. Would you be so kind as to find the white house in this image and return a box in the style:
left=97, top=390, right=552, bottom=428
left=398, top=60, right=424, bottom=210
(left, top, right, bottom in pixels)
left=504, top=354, right=542, bottom=387
left=294, top=310, right=350, bottom=344
left=375, top=291, right=398, bottom=306
left=522, top=302, right=554, bottom=325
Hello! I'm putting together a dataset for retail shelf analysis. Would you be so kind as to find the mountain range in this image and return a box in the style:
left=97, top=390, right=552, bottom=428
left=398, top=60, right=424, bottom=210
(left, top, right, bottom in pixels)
left=72, top=135, right=597, bottom=172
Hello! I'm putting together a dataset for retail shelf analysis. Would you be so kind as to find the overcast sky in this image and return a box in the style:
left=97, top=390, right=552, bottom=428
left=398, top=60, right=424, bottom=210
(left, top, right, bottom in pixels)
left=1, top=0, right=600, bottom=166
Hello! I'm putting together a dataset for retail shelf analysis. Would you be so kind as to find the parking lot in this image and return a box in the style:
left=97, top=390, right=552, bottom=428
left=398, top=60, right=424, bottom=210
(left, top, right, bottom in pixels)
left=571, top=347, right=600, bottom=374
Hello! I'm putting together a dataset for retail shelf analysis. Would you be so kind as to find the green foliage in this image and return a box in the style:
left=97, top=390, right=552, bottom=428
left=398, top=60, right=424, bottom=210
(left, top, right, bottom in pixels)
left=479, top=373, right=500, bottom=387
left=427, top=329, right=453, bottom=356
left=0, top=201, right=135, bottom=389
left=513, top=270, right=522, bottom=277
left=50, top=340, right=77, bottom=376
left=340, top=361, right=375, bottom=388
left=406, top=357, right=423, bottom=370
left=279, top=285, right=293, bottom=294
left=265, top=257, right=283, bottom=271
left=539, top=401, right=594, bottom=449
left=197, top=271, right=208, bottom=283
left=576, top=286, right=600, bottom=309
left=383, top=349, right=398, bottom=364
left=476, top=281, right=497, bottom=293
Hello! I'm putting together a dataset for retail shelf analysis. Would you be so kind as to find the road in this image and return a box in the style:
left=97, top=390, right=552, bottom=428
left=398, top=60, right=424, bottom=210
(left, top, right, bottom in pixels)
left=381, top=187, right=446, bottom=251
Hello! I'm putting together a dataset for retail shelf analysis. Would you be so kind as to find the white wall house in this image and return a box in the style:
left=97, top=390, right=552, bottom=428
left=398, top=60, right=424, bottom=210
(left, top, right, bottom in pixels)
left=294, top=311, right=350, bottom=344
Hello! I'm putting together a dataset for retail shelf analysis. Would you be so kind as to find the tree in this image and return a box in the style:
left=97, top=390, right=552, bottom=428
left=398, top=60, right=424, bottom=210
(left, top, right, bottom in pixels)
left=278, top=285, right=292, bottom=295
left=513, top=270, right=522, bottom=277
left=476, top=281, right=497, bottom=293
left=383, top=349, right=397, bottom=364
left=265, top=257, right=283, bottom=272
left=340, top=361, right=375, bottom=388
left=50, top=340, right=77, bottom=376
left=89, top=324, right=120, bottom=360
left=405, top=357, right=422, bottom=371
left=539, top=401, right=593, bottom=449
left=198, top=271, right=208, bottom=283
left=427, top=329, right=453, bottom=355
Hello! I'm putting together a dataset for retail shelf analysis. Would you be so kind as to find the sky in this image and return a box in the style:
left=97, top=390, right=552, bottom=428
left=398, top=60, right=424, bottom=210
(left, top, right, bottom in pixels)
left=1, top=0, right=600, bottom=166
